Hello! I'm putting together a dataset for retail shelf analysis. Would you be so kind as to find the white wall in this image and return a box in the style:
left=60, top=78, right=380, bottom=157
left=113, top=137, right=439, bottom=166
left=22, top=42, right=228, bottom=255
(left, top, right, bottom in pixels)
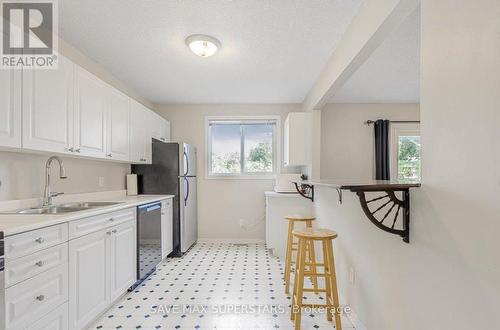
left=156, top=104, right=301, bottom=240
left=321, top=103, right=419, bottom=179
left=313, top=1, right=500, bottom=329
left=0, top=152, right=129, bottom=201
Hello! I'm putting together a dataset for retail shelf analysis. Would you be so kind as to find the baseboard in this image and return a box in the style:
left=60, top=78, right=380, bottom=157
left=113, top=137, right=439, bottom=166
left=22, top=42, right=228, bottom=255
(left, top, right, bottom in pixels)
left=197, top=238, right=266, bottom=244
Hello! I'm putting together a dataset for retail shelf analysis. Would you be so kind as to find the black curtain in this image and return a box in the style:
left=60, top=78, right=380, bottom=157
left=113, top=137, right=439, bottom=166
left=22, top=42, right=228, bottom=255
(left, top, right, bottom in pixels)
left=374, top=119, right=390, bottom=180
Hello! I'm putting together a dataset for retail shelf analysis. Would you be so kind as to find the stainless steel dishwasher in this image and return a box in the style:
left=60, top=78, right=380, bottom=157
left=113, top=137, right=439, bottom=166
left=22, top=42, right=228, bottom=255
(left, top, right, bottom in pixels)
left=131, top=202, right=162, bottom=290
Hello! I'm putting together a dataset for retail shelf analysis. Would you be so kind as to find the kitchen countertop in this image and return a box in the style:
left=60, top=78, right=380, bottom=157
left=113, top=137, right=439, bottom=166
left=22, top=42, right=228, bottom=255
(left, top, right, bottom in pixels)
left=0, top=193, right=174, bottom=237
left=264, top=191, right=302, bottom=198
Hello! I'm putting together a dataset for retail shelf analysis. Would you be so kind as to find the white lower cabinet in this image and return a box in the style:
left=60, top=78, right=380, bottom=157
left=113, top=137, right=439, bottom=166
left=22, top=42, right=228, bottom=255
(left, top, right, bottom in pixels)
left=110, top=221, right=137, bottom=301
left=69, top=229, right=110, bottom=330
left=4, top=263, right=68, bottom=329
left=2, top=208, right=139, bottom=330
left=69, top=218, right=137, bottom=330
left=161, top=199, right=173, bottom=259
left=265, top=192, right=313, bottom=258
left=25, top=302, right=68, bottom=330
left=5, top=243, right=68, bottom=288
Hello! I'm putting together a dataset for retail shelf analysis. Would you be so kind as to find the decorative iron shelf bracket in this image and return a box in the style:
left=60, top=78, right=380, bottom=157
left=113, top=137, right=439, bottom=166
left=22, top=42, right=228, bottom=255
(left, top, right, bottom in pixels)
left=293, top=182, right=314, bottom=202
left=292, top=181, right=418, bottom=243
left=353, top=188, right=410, bottom=243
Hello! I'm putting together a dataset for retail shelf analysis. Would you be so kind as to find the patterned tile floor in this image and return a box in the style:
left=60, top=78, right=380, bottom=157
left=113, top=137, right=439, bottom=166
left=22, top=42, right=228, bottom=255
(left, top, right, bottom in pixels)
left=91, top=242, right=355, bottom=329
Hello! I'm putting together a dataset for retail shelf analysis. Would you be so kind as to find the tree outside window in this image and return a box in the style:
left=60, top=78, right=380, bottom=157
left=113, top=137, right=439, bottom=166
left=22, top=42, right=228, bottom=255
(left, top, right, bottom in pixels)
left=208, top=118, right=277, bottom=177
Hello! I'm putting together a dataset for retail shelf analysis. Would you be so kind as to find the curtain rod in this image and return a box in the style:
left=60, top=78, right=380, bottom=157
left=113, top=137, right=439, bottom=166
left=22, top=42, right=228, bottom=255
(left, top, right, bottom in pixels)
left=364, top=120, right=420, bottom=125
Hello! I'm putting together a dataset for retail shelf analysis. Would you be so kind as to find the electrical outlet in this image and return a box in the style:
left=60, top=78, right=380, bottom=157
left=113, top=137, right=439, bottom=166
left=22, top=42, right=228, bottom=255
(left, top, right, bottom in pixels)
left=349, top=267, right=356, bottom=285
left=98, top=176, right=105, bottom=187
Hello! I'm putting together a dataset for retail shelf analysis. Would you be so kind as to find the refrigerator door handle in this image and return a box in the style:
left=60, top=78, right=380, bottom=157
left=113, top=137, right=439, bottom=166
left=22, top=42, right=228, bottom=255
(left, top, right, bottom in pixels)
left=183, top=150, right=189, bottom=176
left=184, top=177, right=190, bottom=207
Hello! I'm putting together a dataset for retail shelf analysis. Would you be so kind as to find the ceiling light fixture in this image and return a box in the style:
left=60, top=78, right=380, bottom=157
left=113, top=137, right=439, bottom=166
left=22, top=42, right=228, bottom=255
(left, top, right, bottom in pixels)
left=185, top=34, right=221, bottom=57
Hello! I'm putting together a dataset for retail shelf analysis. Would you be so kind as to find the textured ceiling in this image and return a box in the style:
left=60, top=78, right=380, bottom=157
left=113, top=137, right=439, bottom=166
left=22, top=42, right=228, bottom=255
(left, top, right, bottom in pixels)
left=59, top=0, right=362, bottom=104
left=329, top=8, right=420, bottom=103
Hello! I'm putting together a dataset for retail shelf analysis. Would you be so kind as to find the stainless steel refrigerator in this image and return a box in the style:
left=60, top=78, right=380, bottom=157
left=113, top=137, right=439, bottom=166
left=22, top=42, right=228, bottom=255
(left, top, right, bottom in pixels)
left=132, top=140, right=198, bottom=256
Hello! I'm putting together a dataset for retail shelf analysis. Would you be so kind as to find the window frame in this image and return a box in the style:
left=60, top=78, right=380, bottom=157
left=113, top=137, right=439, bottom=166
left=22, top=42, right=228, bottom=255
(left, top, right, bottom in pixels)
left=390, top=123, right=421, bottom=182
left=205, top=115, right=281, bottom=180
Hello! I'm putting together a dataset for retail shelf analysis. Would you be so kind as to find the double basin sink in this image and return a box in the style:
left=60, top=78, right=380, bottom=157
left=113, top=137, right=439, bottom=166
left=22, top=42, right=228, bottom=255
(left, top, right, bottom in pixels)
left=6, top=202, right=123, bottom=215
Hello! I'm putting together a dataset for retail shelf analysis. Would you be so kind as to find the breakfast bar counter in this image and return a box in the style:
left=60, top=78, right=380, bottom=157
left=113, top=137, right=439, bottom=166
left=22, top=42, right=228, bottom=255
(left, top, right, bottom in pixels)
left=292, top=179, right=421, bottom=243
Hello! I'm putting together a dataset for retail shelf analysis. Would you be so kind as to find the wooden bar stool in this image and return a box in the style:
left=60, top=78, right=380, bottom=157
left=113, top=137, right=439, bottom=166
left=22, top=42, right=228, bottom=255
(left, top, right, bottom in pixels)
left=284, top=215, right=319, bottom=295
left=291, top=228, right=342, bottom=330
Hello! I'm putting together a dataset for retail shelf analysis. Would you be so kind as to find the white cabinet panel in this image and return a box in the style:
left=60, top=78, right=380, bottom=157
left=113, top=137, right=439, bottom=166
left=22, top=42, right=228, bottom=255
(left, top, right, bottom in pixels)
left=5, top=243, right=68, bottom=288
left=5, top=224, right=68, bottom=260
left=110, top=221, right=136, bottom=301
left=69, top=216, right=136, bottom=329
left=74, top=67, right=107, bottom=158
left=265, top=192, right=313, bottom=257
left=161, top=199, right=173, bottom=259
left=165, top=119, right=171, bottom=142
left=0, top=69, right=21, bottom=148
left=68, top=208, right=135, bottom=240
left=151, top=112, right=169, bottom=143
left=283, top=112, right=312, bottom=166
left=130, top=100, right=152, bottom=164
left=22, top=55, right=74, bottom=154
left=5, top=263, right=68, bottom=329
left=25, top=302, right=68, bottom=330
left=69, top=229, right=110, bottom=330
left=107, top=87, right=130, bottom=161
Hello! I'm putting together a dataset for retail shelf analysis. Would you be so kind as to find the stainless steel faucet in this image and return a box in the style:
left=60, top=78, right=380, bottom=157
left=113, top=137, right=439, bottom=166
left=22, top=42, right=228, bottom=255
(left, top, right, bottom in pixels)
left=43, top=156, right=67, bottom=207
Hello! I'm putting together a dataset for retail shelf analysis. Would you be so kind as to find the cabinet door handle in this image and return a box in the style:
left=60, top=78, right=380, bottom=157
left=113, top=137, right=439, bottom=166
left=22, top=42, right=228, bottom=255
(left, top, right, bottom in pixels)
left=112, top=229, right=117, bottom=233
left=74, top=148, right=81, bottom=153
left=35, top=237, right=44, bottom=244
left=65, top=147, right=74, bottom=152
left=106, top=231, right=112, bottom=235
left=109, top=217, right=114, bottom=222
left=35, top=261, right=44, bottom=267
left=36, top=295, right=45, bottom=301
left=107, top=154, right=112, bottom=157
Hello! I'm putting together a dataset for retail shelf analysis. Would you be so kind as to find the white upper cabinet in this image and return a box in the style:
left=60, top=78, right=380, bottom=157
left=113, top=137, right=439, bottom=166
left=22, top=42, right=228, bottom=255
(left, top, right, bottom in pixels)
left=22, top=55, right=74, bottom=154
left=130, top=100, right=152, bottom=164
left=107, top=87, right=130, bottom=161
left=283, top=112, right=312, bottom=166
left=0, top=69, right=22, bottom=148
left=74, top=67, right=108, bottom=158
left=12, top=53, right=162, bottom=164
left=165, top=119, right=171, bottom=142
left=151, top=112, right=170, bottom=143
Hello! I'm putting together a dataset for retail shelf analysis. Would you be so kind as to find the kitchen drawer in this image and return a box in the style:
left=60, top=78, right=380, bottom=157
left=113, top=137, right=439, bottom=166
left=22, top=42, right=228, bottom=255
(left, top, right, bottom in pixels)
left=5, top=224, right=68, bottom=260
left=5, top=243, right=68, bottom=288
left=161, top=199, right=172, bottom=208
left=25, top=302, right=68, bottom=330
left=5, top=263, right=68, bottom=329
left=69, top=208, right=136, bottom=239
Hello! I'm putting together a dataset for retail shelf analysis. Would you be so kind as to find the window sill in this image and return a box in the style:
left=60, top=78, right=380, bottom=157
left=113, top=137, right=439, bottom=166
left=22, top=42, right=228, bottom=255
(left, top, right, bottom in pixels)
left=206, top=174, right=277, bottom=180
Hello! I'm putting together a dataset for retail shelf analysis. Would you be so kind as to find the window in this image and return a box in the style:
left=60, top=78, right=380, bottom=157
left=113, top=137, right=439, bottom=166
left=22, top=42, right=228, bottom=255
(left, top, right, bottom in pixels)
left=391, top=123, right=421, bottom=181
left=207, top=116, right=279, bottom=178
